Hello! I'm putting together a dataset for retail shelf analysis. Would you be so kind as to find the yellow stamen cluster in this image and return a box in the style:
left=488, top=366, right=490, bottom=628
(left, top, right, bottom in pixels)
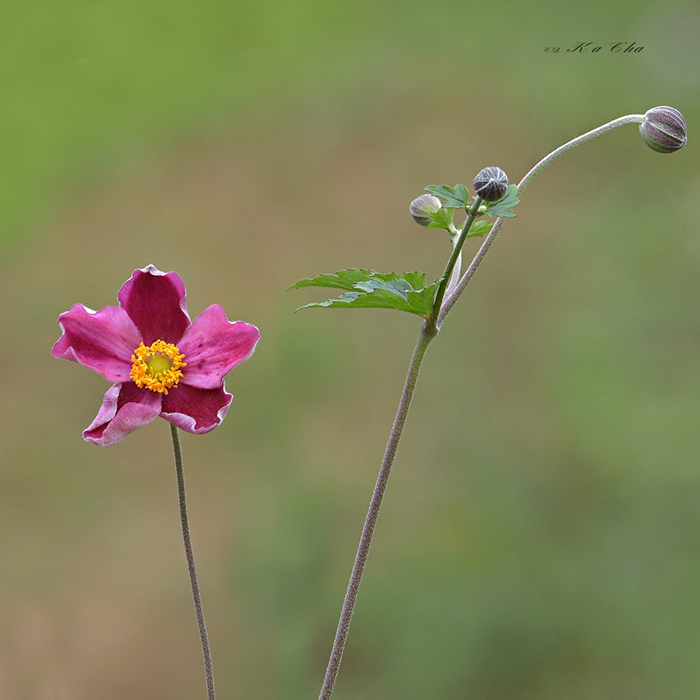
left=130, top=340, right=186, bottom=394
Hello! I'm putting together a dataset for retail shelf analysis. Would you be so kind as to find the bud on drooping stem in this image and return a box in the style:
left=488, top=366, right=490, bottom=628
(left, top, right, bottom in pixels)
left=473, top=167, right=508, bottom=202
left=639, top=106, right=687, bottom=153
left=410, top=194, right=442, bottom=227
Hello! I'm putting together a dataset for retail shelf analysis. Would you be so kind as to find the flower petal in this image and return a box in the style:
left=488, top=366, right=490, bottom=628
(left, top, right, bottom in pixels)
left=178, top=305, right=260, bottom=389
left=52, top=304, right=142, bottom=382
left=83, top=382, right=163, bottom=447
left=160, top=382, right=232, bottom=434
left=117, top=265, right=190, bottom=345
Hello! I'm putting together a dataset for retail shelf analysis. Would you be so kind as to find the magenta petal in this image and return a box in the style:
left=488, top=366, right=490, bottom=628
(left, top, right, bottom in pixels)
left=52, top=304, right=142, bottom=382
left=160, top=383, right=232, bottom=434
left=178, top=305, right=260, bottom=389
left=83, top=382, right=163, bottom=446
left=117, top=265, right=190, bottom=345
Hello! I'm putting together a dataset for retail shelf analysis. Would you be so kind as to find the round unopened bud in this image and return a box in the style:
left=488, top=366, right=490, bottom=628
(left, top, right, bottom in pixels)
left=473, top=167, right=508, bottom=202
left=639, top=106, right=687, bottom=153
left=410, top=194, right=442, bottom=227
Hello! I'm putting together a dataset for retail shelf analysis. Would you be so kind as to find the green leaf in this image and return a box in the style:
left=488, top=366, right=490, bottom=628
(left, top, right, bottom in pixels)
left=427, top=206, right=455, bottom=230
left=467, top=220, right=493, bottom=238
left=290, top=269, right=441, bottom=317
left=425, top=183, right=469, bottom=209
left=453, top=183, right=469, bottom=205
left=484, top=184, right=520, bottom=218
left=289, top=268, right=377, bottom=292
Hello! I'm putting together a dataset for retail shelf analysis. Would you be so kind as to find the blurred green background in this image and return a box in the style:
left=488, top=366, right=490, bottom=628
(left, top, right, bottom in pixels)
left=0, top=0, right=698, bottom=698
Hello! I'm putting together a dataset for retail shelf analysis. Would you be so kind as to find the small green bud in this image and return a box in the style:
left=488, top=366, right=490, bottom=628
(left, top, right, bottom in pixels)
left=410, top=194, right=442, bottom=227
left=639, top=106, right=687, bottom=153
left=473, top=167, right=508, bottom=202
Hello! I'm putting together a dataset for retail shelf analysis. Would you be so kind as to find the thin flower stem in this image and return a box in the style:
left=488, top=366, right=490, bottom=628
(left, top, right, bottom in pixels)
left=318, top=322, right=437, bottom=700
left=429, top=197, right=482, bottom=325
left=170, top=423, right=216, bottom=700
left=516, top=113, right=645, bottom=196
left=445, top=235, right=463, bottom=299
left=437, top=113, right=645, bottom=325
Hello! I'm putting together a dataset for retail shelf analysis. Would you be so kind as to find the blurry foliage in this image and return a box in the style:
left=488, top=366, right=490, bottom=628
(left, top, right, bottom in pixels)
left=1, top=0, right=698, bottom=251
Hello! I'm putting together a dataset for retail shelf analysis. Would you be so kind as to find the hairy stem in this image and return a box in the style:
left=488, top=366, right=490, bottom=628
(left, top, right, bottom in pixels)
left=170, top=423, right=216, bottom=700
left=517, top=113, right=644, bottom=196
left=318, top=322, right=437, bottom=700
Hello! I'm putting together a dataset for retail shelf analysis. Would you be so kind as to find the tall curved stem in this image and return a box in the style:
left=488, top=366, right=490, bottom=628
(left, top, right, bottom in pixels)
left=316, top=111, right=648, bottom=700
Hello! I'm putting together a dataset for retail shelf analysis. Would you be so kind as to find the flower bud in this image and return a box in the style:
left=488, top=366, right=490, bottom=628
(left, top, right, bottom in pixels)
left=639, top=106, right=687, bottom=153
left=410, top=194, right=442, bottom=227
left=473, top=167, right=508, bottom=202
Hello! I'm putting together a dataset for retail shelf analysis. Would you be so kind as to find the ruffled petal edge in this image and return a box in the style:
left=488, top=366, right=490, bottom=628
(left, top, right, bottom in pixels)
left=52, top=304, right=141, bottom=383
left=160, top=382, right=232, bottom=435
left=117, top=265, right=190, bottom=345
left=178, top=305, right=260, bottom=389
left=83, top=382, right=162, bottom=447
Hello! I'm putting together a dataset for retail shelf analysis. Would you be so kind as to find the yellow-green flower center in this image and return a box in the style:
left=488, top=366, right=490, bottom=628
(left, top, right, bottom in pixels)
left=130, top=340, right=186, bottom=394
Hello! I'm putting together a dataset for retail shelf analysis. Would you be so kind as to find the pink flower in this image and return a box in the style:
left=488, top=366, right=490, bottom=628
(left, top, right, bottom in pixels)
left=52, top=265, right=260, bottom=447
